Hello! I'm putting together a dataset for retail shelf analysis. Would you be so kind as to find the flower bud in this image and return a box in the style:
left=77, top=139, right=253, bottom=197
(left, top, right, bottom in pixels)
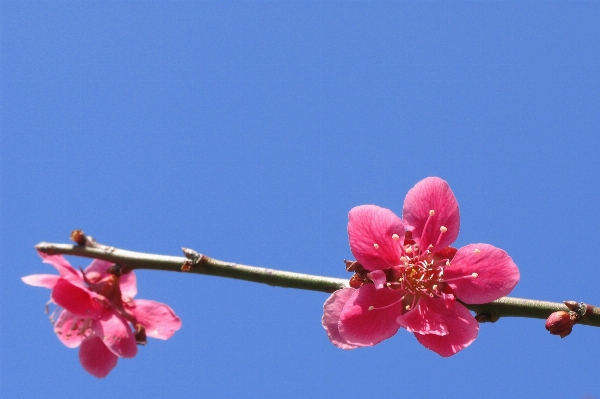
left=545, top=311, right=575, bottom=338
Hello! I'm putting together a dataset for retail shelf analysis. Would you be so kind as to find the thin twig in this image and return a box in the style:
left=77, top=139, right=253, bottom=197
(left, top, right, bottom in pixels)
left=35, top=241, right=600, bottom=327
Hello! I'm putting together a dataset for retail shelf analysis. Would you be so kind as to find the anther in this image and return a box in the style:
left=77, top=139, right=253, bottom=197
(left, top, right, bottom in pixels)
left=472, top=273, right=478, bottom=278
left=474, top=249, right=481, bottom=254
left=429, top=210, right=435, bottom=216
left=392, top=234, right=400, bottom=240
left=440, top=226, right=447, bottom=233
left=374, top=243, right=380, bottom=249
left=368, top=306, right=374, bottom=311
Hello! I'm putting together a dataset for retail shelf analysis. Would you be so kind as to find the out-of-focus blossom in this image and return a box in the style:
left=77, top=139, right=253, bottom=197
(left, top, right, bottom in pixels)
left=23, top=252, right=181, bottom=377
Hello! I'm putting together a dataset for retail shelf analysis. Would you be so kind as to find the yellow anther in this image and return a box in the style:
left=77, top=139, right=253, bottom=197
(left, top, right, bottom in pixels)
left=472, top=273, right=478, bottom=278
left=400, top=256, right=407, bottom=263
left=368, top=306, right=374, bottom=311
left=374, top=243, right=380, bottom=249
left=474, top=248, right=481, bottom=254
left=440, top=226, right=447, bottom=233
left=429, top=210, right=435, bottom=216
left=405, top=305, right=411, bottom=310
left=392, top=233, right=400, bottom=240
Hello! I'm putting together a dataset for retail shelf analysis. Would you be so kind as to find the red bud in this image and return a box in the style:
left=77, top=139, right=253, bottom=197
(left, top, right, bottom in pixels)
left=545, top=311, right=576, bottom=338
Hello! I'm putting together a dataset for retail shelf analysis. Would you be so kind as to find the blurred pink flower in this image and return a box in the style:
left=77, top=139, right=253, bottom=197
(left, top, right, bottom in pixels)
left=323, top=177, right=520, bottom=356
left=23, top=252, right=181, bottom=378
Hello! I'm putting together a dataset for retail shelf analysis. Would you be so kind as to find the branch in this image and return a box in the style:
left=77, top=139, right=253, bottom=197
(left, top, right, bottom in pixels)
left=35, top=241, right=600, bottom=328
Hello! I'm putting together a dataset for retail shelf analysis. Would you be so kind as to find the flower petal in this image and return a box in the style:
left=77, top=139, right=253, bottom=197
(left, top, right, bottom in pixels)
left=84, top=259, right=114, bottom=277
left=37, top=251, right=81, bottom=279
left=396, top=296, right=449, bottom=336
left=322, top=288, right=361, bottom=350
left=83, top=258, right=137, bottom=298
left=402, top=177, right=460, bottom=250
left=368, top=270, right=387, bottom=290
left=79, top=334, right=118, bottom=378
left=51, top=278, right=105, bottom=318
left=119, top=271, right=137, bottom=299
left=338, top=284, right=403, bottom=346
left=348, top=205, right=405, bottom=271
left=128, top=299, right=181, bottom=340
left=21, top=274, right=60, bottom=289
left=93, top=312, right=138, bottom=358
left=445, top=243, right=520, bottom=304
left=413, top=301, right=479, bottom=357
left=53, top=310, right=87, bottom=348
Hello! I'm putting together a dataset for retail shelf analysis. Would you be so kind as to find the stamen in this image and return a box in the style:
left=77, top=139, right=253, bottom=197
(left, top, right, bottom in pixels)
left=374, top=243, right=380, bottom=249
left=432, top=225, right=447, bottom=252
left=420, top=210, right=436, bottom=249
left=474, top=248, right=481, bottom=254
left=368, top=295, right=406, bottom=311
left=392, top=234, right=400, bottom=240
left=443, top=273, right=478, bottom=282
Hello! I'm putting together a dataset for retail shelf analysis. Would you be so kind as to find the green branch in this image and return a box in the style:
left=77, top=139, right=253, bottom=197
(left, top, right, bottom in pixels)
left=35, top=241, right=600, bottom=328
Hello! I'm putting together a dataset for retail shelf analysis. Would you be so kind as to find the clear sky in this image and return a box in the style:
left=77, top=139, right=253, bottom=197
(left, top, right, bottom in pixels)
left=2, top=1, right=599, bottom=398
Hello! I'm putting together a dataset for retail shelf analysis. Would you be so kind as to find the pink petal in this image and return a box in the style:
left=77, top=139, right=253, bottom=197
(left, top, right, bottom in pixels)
left=51, top=278, right=105, bottom=318
left=93, top=312, right=138, bottom=358
left=85, top=259, right=115, bottom=277
left=445, top=243, right=520, bottom=304
left=367, top=270, right=387, bottom=290
left=322, top=288, right=361, bottom=350
left=21, top=274, right=60, bottom=289
left=79, top=334, right=118, bottom=378
left=338, top=283, right=403, bottom=346
left=119, top=271, right=137, bottom=299
left=53, top=310, right=87, bottom=348
left=396, top=296, right=449, bottom=336
left=348, top=205, right=405, bottom=271
left=402, top=177, right=460, bottom=250
left=413, top=301, right=479, bottom=357
left=84, top=260, right=137, bottom=298
left=37, top=251, right=80, bottom=279
left=128, top=299, right=181, bottom=340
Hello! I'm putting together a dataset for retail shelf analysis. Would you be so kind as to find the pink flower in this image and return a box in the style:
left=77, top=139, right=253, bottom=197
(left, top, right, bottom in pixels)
left=322, top=177, right=520, bottom=356
left=23, top=252, right=182, bottom=377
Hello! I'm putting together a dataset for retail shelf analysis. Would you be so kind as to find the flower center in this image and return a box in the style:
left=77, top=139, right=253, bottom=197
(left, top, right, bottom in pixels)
left=368, top=209, right=478, bottom=312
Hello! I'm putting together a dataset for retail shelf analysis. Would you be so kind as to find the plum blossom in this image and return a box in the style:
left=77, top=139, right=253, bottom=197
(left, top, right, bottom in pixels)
left=322, top=177, right=520, bottom=356
left=23, top=252, right=181, bottom=377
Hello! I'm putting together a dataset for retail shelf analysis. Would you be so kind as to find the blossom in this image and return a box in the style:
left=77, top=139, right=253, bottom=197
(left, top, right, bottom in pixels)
left=23, top=251, right=182, bottom=377
left=322, top=177, right=520, bottom=356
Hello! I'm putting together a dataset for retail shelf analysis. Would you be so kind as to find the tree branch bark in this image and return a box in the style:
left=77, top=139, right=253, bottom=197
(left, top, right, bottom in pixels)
left=35, top=241, right=600, bottom=328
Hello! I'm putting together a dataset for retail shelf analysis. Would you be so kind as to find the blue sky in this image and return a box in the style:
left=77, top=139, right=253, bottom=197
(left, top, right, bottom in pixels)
left=2, top=1, right=599, bottom=398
